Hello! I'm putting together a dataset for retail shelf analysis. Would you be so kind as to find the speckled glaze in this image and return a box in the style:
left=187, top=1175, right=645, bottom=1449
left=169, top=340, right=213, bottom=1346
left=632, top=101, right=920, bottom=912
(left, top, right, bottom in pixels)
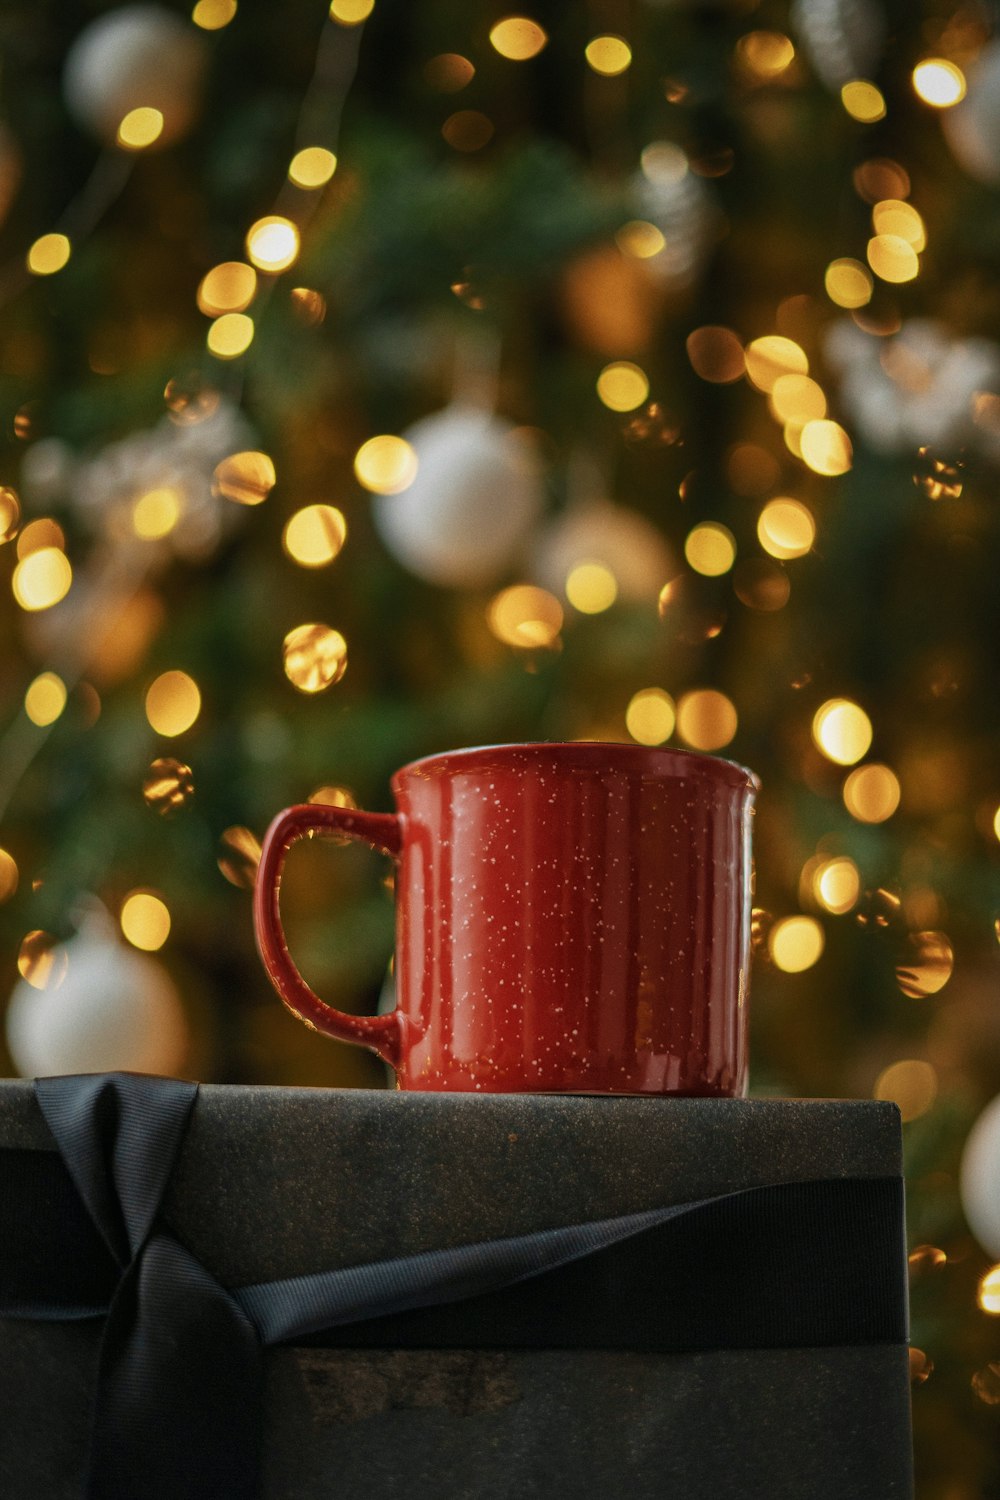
left=254, top=743, right=759, bottom=1095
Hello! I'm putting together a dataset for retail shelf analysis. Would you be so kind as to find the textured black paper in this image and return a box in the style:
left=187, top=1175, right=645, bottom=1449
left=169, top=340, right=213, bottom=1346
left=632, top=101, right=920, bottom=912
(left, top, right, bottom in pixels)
left=0, top=1086, right=913, bottom=1500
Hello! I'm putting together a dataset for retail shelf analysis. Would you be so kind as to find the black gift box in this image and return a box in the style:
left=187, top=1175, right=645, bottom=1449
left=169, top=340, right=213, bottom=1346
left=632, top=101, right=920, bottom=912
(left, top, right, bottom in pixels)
left=0, top=1081, right=913, bottom=1499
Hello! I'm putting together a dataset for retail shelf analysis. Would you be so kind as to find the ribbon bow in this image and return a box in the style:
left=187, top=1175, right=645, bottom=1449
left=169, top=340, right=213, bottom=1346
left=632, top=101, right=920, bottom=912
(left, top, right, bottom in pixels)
left=1, top=1074, right=908, bottom=1500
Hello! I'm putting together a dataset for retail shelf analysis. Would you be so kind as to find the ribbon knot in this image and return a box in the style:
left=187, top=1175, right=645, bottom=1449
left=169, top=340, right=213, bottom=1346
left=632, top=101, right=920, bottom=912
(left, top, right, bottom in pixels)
left=36, top=1075, right=263, bottom=1500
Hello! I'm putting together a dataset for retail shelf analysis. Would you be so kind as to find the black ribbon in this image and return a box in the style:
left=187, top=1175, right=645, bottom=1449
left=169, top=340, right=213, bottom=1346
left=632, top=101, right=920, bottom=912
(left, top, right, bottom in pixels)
left=0, top=1074, right=908, bottom=1500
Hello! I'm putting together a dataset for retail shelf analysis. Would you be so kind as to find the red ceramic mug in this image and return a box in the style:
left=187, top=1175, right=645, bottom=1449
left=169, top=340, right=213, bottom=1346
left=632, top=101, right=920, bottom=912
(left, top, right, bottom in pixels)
left=254, top=742, right=759, bottom=1095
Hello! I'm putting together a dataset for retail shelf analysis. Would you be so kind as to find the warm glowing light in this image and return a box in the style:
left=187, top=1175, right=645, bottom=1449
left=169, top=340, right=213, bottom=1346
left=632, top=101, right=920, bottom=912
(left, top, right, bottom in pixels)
left=16, top=519, right=65, bottom=558
left=979, top=1266, right=1000, bottom=1315
left=769, top=915, right=825, bottom=972
left=758, top=498, right=815, bottom=558
left=212, top=451, right=275, bottom=505
left=145, top=671, right=202, bottom=737
left=812, top=699, right=873, bottom=765
left=121, top=891, right=171, bottom=952
left=488, top=585, right=563, bottom=649
left=354, top=435, right=418, bottom=494
left=676, top=689, right=738, bottom=750
left=565, top=561, right=617, bottom=613
left=874, top=1059, right=937, bottom=1122
left=288, top=147, right=338, bottom=188
left=867, top=234, right=919, bottom=283
left=854, top=158, right=911, bottom=203
left=442, top=111, right=494, bottom=151
left=490, top=18, right=547, bottom=60
left=813, top=856, right=861, bottom=915
left=12, top=548, right=72, bottom=611
left=246, top=216, right=300, bottom=273
left=143, top=757, right=195, bottom=816
left=841, top=80, right=887, bottom=123
left=744, top=336, right=807, bottom=392
left=283, top=505, right=347, bottom=567
left=192, top=0, right=237, bottom=27
left=585, top=35, right=632, bottom=75
left=117, top=107, right=164, bottom=149
left=800, top=419, right=852, bottom=475
left=133, top=488, right=182, bottom=539
left=27, top=233, right=71, bottom=276
left=0, top=487, right=20, bottom=542
left=872, top=199, right=926, bottom=251
left=843, top=763, right=901, bottom=823
left=684, top=522, right=736, bottom=577
left=290, top=287, right=327, bottom=325
left=596, top=361, right=649, bottom=411
left=282, top=624, right=348, bottom=692
left=197, top=262, right=257, bottom=316
left=615, top=220, right=666, bottom=259
left=825, top=257, right=874, bottom=309
left=913, top=59, right=966, bottom=108
left=424, top=54, right=475, bottom=92
left=207, top=313, right=255, bottom=358
left=24, top=672, right=67, bottom=727
left=770, top=374, right=826, bottom=425
left=0, top=847, right=17, bottom=904
left=687, top=326, right=745, bottom=384
left=218, top=826, right=261, bottom=888
left=626, top=688, right=675, bottom=746
left=18, top=930, right=68, bottom=991
left=896, top=931, right=954, bottom=998
left=330, top=0, right=374, bottom=22
left=641, top=141, right=688, bottom=184
left=994, top=805, right=1000, bottom=841
left=308, top=785, right=357, bottom=809
left=736, top=30, right=795, bottom=80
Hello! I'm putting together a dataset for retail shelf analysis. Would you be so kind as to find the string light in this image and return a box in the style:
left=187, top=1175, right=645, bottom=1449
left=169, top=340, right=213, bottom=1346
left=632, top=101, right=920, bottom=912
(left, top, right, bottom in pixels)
left=676, top=689, right=738, bottom=750
left=684, top=523, right=736, bottom=576
left=283, top=624, right=348, bottom=691
left=213, top=451, right=276, bottom=505
left=12, top=548, right=72, bottom=610
left=288, top=147, right=338, bottom=188
left=800, top=419, right=852, bottom=475
left=207, top=313, right=255, bottom=358
left=867, top=234, right=919, bottom=283
left=812, top=699, right=873, bottom=765
left=596, top=361, right=649, bottom=411
left=283, top=505, right=347, bottom=567
left=769, top=915, right=825, bottom=972
left=825, top=258, right=873, bottom=309
left=246, top=216, right=300, bottom=273
left=812, top=857, right=861, bottom=915
left=565, top=562, right=617, bottom=613
left=843, top=763, right=901, bottom=823
left=27, top=234, right=71, bottom=276
left=487, top=585, right=563, bottom=649
left=913, top=60, right=966, bottom=108
left=354, top=435, right=418, bottom=493
left=872, top=200, right=926, bottom=251
left=758, top=498, right=815, bottom=558
left=841, top=80, right=887, bottom=123
left=744, top=336, right=807, bottom=391
left=197, top=262, right=257, bottom=317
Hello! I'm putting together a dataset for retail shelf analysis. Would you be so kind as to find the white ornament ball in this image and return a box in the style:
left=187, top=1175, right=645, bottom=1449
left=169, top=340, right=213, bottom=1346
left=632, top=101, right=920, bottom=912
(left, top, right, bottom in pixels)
left=372, top=404, right=544, bottom=588
left=533, top=499, right=673, bottom=603
left=63, top=5, right=205, bottom=149
left=961, top=1093, right=1000, bottom=1259
left=943, top=44, right=1000, bottom=184
left=6, top=919, right=188, bottom=1078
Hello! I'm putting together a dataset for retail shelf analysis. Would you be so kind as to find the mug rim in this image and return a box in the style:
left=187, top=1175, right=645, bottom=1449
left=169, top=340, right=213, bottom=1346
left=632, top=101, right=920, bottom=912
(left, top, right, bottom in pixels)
left=394, top=741, right=760, bottom=793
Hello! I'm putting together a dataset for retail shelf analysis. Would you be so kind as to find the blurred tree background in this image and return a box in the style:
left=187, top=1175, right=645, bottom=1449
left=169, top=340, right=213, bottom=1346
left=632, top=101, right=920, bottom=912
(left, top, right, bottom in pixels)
left=0, top=0, right=999, bottom=1492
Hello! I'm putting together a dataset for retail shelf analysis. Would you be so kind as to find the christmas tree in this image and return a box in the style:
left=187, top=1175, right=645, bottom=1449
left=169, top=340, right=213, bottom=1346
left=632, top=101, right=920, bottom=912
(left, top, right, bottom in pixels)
left=0, top=1, right=999, bottom=1491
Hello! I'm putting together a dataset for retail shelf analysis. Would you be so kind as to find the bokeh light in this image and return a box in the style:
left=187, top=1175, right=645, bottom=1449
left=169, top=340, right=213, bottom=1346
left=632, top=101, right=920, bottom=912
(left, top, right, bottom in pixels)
left=145, top=671, right=202, bottom=737
left=800, top=419, right=852, bottom=475
left=769, top=915, right=825, bottom=972
left=17, top=520, right=65, bottom=558
left=143, top=757, right=195, bottom=816
left=283, top=624, right=348, bottom=692
left=192, top=0, right=237, bottom=27
left=867, top=234, right=919, bottom=283
left=812, top=699, right=873, bottom=765
left=288, top=147, right=337, bottom=188
left=812, top=856, right=861, bottom=915
left=121, top=891, right=171, bottom=951
left=687, top=327, right=745, bottom=383
left=626, top=688, right=675, bottom=745
left=843, top=763, right=901, bottom=823
left=912, top=59, right=966, bottom=108
left=585, top=35, right=632, bottom=75
left=0, top=847, right=18, bottom=904
left=615, top=221, right=666, bottom=259
left=117, top=108, right=164, bottom=149
left=18, top=930, right=68, bottom=991
left=283, top=505, right=347, bottom=567
left=218, top=827, right=261, bottom=888
left=197, top=262, right=257, bottom=317
left=676, top=689, right=738, bottom=750
left=207, top=313, right=254, bottom=358
left=757, top=498, right=815, bottom=558
left=213, top=451, right=276, bottom=505
left=354, top=435, right=418, bottom=493
left=24, top=672, right=67, bottom=727
left=487, top=585, right=563, bottom=648
left=596, top=361, right=649, bottom=411
left=330, top=0, right=374, bottom=21
left=872, top=200, right=926, bottom=251
left=825, top=258, right=874, bottom=309
left=245, top=216, right=300, bottom=273
left=490, top=18, right=547, bottom=60
left=736, top=31, right=795, bottom=80
left=12, top=548, right=72, bottom=611
left=132, top=488, right=182, bottom=539
left=0, top=487, right=20, bottom=542
left=565, top=562, right=617, bottom=613
left=770, top=375, right=826, bottom=425
left=27, top=234, right=71, bottom=276
left=896, top=932, right=954, bottom=998
left=442, top=111, right=494, bottom=151
left=684, top=522, right=736, bottom=576
left=841, top=80, right=887, bottom=122
left=744, top=336, right=807, bottom=391
left=874, top=1059, right=937, bottom=1122
left=978, top=1266, right=1000, bottom=1315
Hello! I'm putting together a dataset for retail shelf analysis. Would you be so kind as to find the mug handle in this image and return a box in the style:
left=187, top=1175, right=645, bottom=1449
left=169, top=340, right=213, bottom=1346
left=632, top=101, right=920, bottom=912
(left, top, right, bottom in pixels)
left=253, top=803, right=403, bottom=1068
